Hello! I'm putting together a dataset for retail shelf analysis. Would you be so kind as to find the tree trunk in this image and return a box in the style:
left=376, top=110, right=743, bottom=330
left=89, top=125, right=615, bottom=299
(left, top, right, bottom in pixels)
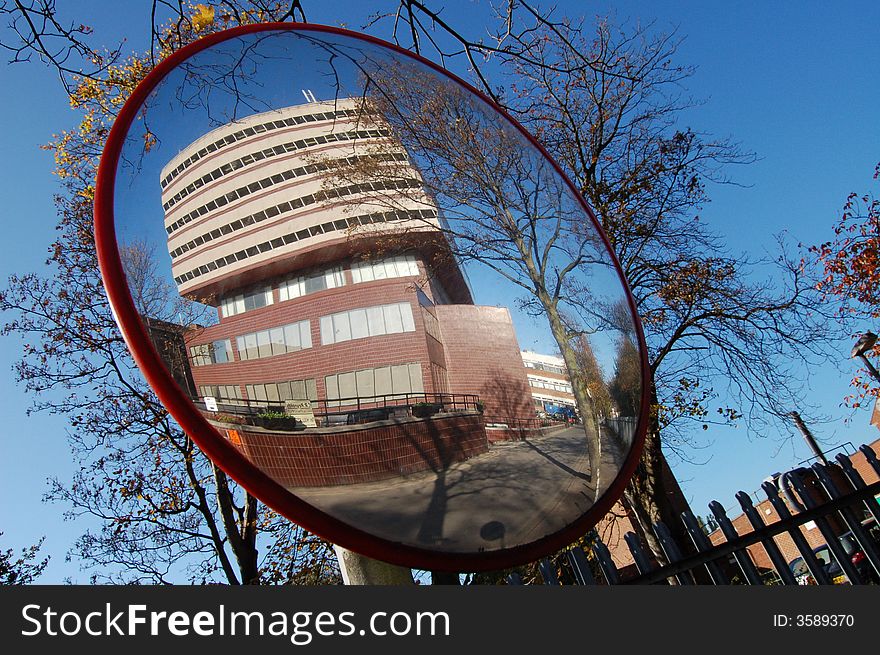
left=621, top=382, right=706, bottom=582
left=333, top=546, right=415, bottom=585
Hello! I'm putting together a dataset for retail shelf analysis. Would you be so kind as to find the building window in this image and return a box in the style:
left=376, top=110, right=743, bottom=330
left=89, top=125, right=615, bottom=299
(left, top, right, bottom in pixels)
left=220, top=287, right=273, bottom=318
left=245, top=379, right=317, bottom=404
left=279, top=266, right=344, bottom=301
left=325, top=363, right=424, bottom=405
left=319, top=302, right=415, bottom=346
left=524, top=360, right=567, bottom=375
left=189, top=339, right=233, bottom=366
left=527, top=375, right=573, bottom=394
left=200, top=384, right=245, bottom=405
left=351, top=254, right=420, bottom=283
left=236, top=320, right=311, bottom=361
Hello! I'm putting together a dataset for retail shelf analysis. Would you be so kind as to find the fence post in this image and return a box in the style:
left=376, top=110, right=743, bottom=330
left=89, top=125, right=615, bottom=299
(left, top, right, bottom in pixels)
left=761, top=481, right=831, bottom=585
left=592, top=538, right=621, bottom=585
left=539, top=559, right=560, bottom=585
left=734, top=492, right=797, bottom=585
left=623, top=532, right=655, bottom=578
left=859, top=444, right=880, bottom=478
left=567, top=547, right=597, bottom=585
left=835, top=452, right=880, bottom=528
left=708, top=500, right=763, bottom=585
left=653, top=521, right=694, bottom=585
left=681, top=508, right=730, bottom=585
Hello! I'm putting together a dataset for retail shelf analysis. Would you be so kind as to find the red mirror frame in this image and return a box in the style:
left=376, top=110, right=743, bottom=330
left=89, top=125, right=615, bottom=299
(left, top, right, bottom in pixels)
left=94, top=22, right=651, bottom=573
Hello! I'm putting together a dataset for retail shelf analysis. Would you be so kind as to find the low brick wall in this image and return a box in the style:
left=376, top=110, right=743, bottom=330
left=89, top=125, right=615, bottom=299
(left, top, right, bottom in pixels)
left=216, top=411, right=489, bottom=487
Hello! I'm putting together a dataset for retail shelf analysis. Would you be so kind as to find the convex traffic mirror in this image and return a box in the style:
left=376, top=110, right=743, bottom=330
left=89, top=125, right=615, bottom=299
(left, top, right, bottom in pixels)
left=95, top=24, right=649, bottom=571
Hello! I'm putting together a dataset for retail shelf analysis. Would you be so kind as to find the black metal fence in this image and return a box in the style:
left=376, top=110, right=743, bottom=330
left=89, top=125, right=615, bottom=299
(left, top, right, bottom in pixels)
left=195, top=391, right=483, bottom=427
left=512, top=443, right=880, bottom=586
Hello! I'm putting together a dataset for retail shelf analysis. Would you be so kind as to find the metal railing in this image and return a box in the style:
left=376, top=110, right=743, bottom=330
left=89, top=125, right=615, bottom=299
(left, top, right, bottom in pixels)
left=511, top=443, right=880, bottom=586
left=195, top=391, right=482, bottom=427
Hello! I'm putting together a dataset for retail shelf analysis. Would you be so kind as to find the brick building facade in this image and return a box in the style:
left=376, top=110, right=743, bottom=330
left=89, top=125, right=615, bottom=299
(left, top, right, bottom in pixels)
left=157, top=99, right=538, bottom=485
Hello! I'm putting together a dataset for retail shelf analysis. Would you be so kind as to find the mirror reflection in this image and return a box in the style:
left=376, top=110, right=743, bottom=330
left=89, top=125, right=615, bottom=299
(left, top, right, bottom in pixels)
left=113, top=28, right=644, bottom=555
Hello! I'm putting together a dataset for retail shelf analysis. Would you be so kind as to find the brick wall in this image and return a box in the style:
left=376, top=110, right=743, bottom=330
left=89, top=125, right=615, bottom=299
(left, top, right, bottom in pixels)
left=435, top=305, right=535, bottom=425
left=219, top=412, right=489, bottom=487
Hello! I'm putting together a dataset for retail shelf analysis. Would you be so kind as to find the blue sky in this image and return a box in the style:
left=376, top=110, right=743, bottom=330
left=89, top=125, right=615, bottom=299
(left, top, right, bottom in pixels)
left=1, top=1, right=879, bottom=582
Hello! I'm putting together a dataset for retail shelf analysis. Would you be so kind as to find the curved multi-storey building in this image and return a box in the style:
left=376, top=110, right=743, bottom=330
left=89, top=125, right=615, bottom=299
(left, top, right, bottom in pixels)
left=159, top=99, right=538, bottom=485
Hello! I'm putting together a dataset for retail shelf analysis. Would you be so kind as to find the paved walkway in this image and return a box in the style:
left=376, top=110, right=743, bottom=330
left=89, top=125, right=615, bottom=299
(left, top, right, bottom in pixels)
left=291, top=423, right=631, bottom=554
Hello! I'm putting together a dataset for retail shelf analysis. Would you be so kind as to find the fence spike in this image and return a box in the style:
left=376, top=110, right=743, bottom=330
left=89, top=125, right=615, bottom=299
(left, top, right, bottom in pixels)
left=836, top=453, right=880, bottom=527
left=709, top=500, right=763, bottom=585
left=653, top=521, right=693, bottom=584
left=538, top=558, right=560, bottom=585
left=592, top=537, right=621, bottom=585
left=681, top=508, right=729, bottom=585
left=567, top=547, right=597, bottom=585
left=734, top=491, right=797, bottom=585
left=624, top=532, right=655, bottom=577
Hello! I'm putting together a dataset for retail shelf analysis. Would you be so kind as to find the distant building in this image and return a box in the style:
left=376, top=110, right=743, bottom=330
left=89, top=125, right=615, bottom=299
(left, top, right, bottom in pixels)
left=521, top=350, right=576, bottom=417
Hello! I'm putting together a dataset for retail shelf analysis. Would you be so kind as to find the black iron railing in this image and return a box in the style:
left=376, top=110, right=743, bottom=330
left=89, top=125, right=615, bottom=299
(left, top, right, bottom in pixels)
left=195, top=391, right=482, bottom=427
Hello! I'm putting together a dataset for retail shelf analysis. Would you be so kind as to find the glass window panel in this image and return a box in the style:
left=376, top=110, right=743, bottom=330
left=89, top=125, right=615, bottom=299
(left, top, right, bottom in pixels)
left=234, top=296, right=245, bottom=315
left=355, top=369, right=375, bottom=399
left=399, top=303, right=415, bottom=332
left=349, top=309, right=369, bottom=340
left=283, top=323, right=300, bottom=351
left=256, top=330, right=272, bottom=358
left=374, top=366, right=392, bottom=397
left=351, top=267, right=363, bottom=284
left=384, top=260, right=398, bottom=278
left=306, top=379, right=317, bottom=401
left=338, top=372, right=357, bottom=401
left=409, top=363, right=424, bottom=392
left=373, top=262, right=387, bottom=280
left=333, top=313, right=351, bottom=342
left=391, top=364, right=412, bottom=395
left=383, top=304, right=403, bottom=333
left=266, top=384, right=280, bottom=403
left=304, top=273, right=326, bottom=294
left=278, top=285, right=289, bottom=302
left=366, top=306, right=385, bottom=335
left=269, top=328, right=285, bottom=356
left=324, top=375, right=339, bottom=401
left=236, top=336, right=247, bottom=361
left=299, top=321, right=312, bottom=349
left=320, top=316, right=334, bottom=345
left=253, top=384, right=268, bottom=402
left=290, top=380, right=305, bottom=399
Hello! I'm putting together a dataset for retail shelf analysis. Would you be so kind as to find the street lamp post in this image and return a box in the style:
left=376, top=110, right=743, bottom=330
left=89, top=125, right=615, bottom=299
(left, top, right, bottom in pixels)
left=851, top=331, right=880, bottom=384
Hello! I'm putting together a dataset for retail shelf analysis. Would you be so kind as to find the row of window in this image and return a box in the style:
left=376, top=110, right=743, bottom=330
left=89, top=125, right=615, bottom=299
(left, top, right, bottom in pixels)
left=527, top=375, right=573, bottom=394
left=219, top=258, right=416, bottom=319
left=172, top=208, right=437, bottom=286
left=278, top=267, right=345, bottom=303
left=325, top=363, right=424, bottom=404
left=220, top=288, right=273, bottom=318
left=235, top=320, right=312, bottom=361
left=524, top=360, right=567, bottom=375
left=163, top=131, right=396, bottom=211
left=319, top=302, right=415, bottom=346
left=192, top=301, right=417, bottom=366
left=168, top=175, right=422, bottom=257
left=199, top=379, right=318, bottom=404
left=161, top=107, right=362, bottom=188
left=199, top=364, right=421, bottom=407
left=199, top=384, right=246, bottom=405
left=165, top=146, right=402, bottom=234
left=190, top=339, right=233, bottom=366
